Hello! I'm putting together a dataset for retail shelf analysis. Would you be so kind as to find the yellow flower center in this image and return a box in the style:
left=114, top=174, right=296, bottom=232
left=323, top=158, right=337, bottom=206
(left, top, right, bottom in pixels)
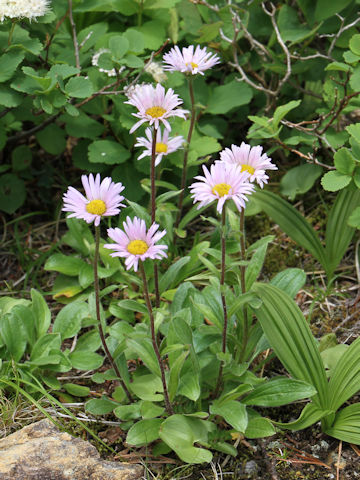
left=186, top=62, right=198, bottom=69
left=240, top=164, right=255, bottom=175
left=155, top=142, right=168, bottom=154
left=127, top=240, right=149, bottom=255
left=145, top=106, right=166, bottom=118
left=86, top=199, right=106, bottom=215
left=212, top=183, right=232, bottom=197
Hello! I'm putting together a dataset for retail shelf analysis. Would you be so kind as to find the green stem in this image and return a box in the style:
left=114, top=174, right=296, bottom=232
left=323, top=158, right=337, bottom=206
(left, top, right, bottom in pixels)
left=94, top=226, right=133, bottom=402
left=175, top=76, right=196, bottom=231
left=8, top=20, right=16, bottom=47
left=214, top=207, right=228, bottom=397
left=151, top=127, right=160, bottom=308
left=139, top=262, right=173, bottom=415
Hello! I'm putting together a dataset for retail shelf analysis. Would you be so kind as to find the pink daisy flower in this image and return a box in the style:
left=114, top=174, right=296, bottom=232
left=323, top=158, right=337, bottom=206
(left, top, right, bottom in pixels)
left=104, top=216, right=168, bottom=272
left=220, top=142, right=277, bottom=188
left=134, top=127, right=185, bottom=166
left=125, top=83, right=188, bottom=134
left=163, top=45, right=220, bottom=75
left=62, top=174, right=125, bottom=227
left=189, top=162, right=255, bottom=214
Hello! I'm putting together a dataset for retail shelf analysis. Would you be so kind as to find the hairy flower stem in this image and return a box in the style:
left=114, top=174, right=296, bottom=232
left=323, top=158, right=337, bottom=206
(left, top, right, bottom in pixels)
left=175, top=76, right=196, bottom=231
left=214, top=208, right=228, bottom=397
left=151, top=127, right=160, bottom=308
left=238, top=209, right=249, bottom=362
left=139, top=262, right=173, bottom=415
left=94, top=226, right=133, bottom=402
left=8, top=20, right=16, bottom=46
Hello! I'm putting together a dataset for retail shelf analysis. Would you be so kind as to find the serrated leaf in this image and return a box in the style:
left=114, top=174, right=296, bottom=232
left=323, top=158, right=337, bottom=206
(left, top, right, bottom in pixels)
left=0, top=51, right=25, bottom=82
left=334, top=148, right=356, bottom=175
left=321, top=171, right=351, bottom=192
left=65, top=76, right=94, bottom=98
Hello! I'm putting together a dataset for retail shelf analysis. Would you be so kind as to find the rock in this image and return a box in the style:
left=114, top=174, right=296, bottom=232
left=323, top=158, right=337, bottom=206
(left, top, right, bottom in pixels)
left=244, top=460, right=258, bottom=476
left=0, top=419, right=143, bottom=480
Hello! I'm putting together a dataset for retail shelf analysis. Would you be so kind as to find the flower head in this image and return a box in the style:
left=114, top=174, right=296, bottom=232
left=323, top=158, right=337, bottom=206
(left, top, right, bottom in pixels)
left=144, top=61, right=168, bottom=83
left=104, top=216, right=168, bottom=272
left=125, top=83, right=188, bottom=133
left=189, top=162, right=255, bottom=214
left=163, top=45, right=220, bottom=75
left=134, top=127, right=185, bottom=166
left=220, top=142, right=277, bottom=188
left=62, top=174, right=125, bottom=227
left=1, top=0, right=50, bottom=21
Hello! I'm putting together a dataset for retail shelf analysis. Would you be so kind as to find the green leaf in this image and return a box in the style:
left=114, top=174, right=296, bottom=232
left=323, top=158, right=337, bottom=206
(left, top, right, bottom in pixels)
left=245, top=237, right=273, bottom=289
left=0, top=313, right=27, bottom=361
left=159, top=257, right=190, bottom=293
left=85, top=397, right=117, bottom=415
left=315, top=0, right=353, bottom=21
left=328, top=337, right=360, bottom=411
left=64, top=383, right=91, bottom=397
left=44, top=254, right=86, bottom=276
left=324, top=404, right=360, bottom=444
left=350, top=34, right=360, bottom=56
left=346, top=123, right=360, bottom=143
left=109, top=35, right=129, bottom=59
left=273, top=100, right=301, bottom=129
left=88, top=140, right=130, bottom=165
left=30, top=333, right=61, bottom=361
left=140, top=401, right=165, bottom=419
left=277, top=6, right=311, bottom=44
left=123, top=30, right=145, bottom=53
left=65, top=76, right=94, bottom=98
left=334, top=148, right=356, bottom=175
left=210, top=401, right=248, bottom=433
left=69, top=351, right=104, bottom=370
left=348, top=206, right=360, bottom=228
left=243, top=378, right=317, bottom=407
left=245, top=416, right=276, bottom=439
left=53, top=302, right=88, bottom=340
left=196, top=21, right=223, bottom=43
left=325, top=186, right=360, bottom=278
left=63, top=112, right=104, bottom=140
left=114, top=403, right=141, bottom=420
left=252, top=283, right=329, bottom=409
left=130, top=374, right=163, bottom=402
left=31, top=289, right=51, bottom=338
left=0, top=85, right=22, bottom=107
left=126, top=337, right=161, bottom=376
left=252, top=190, right=327, bottom=268
left=168, top=350, right=188, bottom=402
left=275, top=402, right=332, bottom=431
left=280, top=164, right=323, bottom=200
left=0, top=173, right=26, bottom=214
left=36, top=124, right=66, bottom=155
left=270, top=268, right=306, bottom=298
left=0, top=51, right=25, bottom=82
left=207, top=80, right=253, bottom=114
left=12, top=145, right=32, bottom=172
left=127, top=418, right=163, bottom=446
left=321, top=171, right=351, bottom=192
left=159, top=415, right=212, bottom=463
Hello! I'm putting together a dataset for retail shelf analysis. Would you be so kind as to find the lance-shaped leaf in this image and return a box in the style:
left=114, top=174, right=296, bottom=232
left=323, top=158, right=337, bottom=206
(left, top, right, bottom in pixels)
left=252, top=283, right=329, bottom=409
left=324, top=403, right=360, bottom=444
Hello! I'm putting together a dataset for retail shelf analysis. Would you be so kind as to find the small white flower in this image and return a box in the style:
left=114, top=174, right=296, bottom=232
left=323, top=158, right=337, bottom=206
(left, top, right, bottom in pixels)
left=145, top=61, right=168, bottom=83
left=91, top=48, right=125, bottom=77
left=0, top=0, right=50, bottom=21
left=135, top=127, right=184, bottom=166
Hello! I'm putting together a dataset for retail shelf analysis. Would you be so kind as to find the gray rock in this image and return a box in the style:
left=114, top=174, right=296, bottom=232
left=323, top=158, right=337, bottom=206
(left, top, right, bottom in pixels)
left=0, top=419, right=143, bottom=480
left=244, top=460, right=258, bottom=476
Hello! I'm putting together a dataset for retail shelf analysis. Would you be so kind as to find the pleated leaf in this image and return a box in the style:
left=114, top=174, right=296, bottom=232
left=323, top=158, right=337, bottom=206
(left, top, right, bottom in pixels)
left=252, top=283, right=329, bottom=409
left=253, top=190, right=327, bottom=268
left=325, top=186, right=360, bottom=279
left=328, top=337, right=360, bottom=411
left=325, top=403, right=360, bottom=444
